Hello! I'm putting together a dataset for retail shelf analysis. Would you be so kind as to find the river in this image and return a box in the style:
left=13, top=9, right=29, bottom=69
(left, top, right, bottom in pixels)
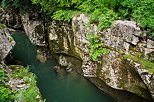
left=10, top=32, right=116, bottom=102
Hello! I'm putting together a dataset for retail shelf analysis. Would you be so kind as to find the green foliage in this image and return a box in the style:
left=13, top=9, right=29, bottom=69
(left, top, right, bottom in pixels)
left=31, top=0, right=83, bottom=21
left=77, top=0, right=97, bottom=13
left=80, top=0, right=154, bottom=31
left=10, top=65, right=44, bottom=102
left=31, top=0, right=83, bottom=14
left=0, top=65, right=5, bottom=83
left=1, top=0, right=153, bottom=35
left=9, top=65, right=29, bottom=79
left=15, top=69, right=41, bottom=102
left=52, top=9, right=76, bottom=22
left=87, top=32, right=109, bottom=61
left=31, top=0, right=118, bottom=29
left=81, top=0, right=154, bottom=33
left=1, top=0, right=12, bottom=7
left=1, top=0, right=32, bottom=13
left=119, top=0, right=154, bottom=32
left=97, top=9, right=117, bottom=30
left=0, top=86, right=15, bottom=102
left=72, top=26, right=77, bottom=30
left=89, top=9, right=103, bottom=22
left=9, top=65, right=32, bottom=82
left=0, top=64, right=44, bottom=102
left=0, top=65, right=15, bottom=102
left=15, top=86, right=40, bottom=102
left=78, top=1, right=118, bottom=30
left=89, top=8, right=118, bottom=30
left=0, top=68, right=4, bottom=82
left=0, top=24, right=6, bottom=29
left=123, top=54, right=154, bottom=73
left=151, top=32, right=154, bottom=37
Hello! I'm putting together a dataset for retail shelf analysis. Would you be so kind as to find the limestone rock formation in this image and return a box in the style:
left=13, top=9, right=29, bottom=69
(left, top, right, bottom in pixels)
left=21, top=13, right=46, bottom=46
left=48, top=14, right=154, bottom=100
left=0, top=7, right=22, bottom=29
left=133, top=61, right=154, bottom=99
left=0, top=28, right=15, bottom=62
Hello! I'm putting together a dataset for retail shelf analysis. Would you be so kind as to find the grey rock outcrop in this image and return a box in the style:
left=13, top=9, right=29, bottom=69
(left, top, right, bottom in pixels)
left=0, top=28, right=15, bottom=62
left=48, top=14, right=154, bottom=100
left=0, top=7, right=22, bottom=29
left=36, top=47, right=48, bottom=63
left=132, top=61, right=154, bottom=99
left=0, top=6, right=47, bottom=47
left=21, top=13, right=46, bottom=46
left=102, top=20, right=141, bottom=51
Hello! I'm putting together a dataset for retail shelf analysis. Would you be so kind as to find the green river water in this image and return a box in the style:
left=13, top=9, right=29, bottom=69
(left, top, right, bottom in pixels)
left=11, top=32, right=116, bottom=102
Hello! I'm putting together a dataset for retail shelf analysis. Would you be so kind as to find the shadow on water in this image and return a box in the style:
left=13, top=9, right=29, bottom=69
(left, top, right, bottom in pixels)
left=10, top=32, right=116, bottom=102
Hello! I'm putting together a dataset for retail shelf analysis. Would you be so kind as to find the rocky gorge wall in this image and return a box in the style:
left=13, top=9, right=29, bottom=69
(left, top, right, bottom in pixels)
left=0, top=7, right=154, bottom=101
left=0, top=28, right=15, bottom=62
left=47, top=14, right=154, bottom=101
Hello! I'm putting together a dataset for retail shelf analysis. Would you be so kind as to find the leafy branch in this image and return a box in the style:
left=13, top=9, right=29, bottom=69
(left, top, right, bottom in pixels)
left=86, top=31, right=109, bottom=61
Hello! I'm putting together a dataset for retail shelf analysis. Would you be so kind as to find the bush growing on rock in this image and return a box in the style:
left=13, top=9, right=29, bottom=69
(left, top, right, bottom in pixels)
left=30, top=0, right=154, bottom=34
left=0, top=64, right=44, bottom=102
left=0, top=0, right=153, bottom=36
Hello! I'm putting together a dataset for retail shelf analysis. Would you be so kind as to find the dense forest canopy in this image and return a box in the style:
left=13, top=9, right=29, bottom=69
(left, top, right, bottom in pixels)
left=0, top=0, right=154, bottom=36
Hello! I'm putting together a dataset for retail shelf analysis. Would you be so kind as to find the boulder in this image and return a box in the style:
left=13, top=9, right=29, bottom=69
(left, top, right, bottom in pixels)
left=0, top=28, right=15, bottom=62
left=21, top=13, right=46, bottom=46
left=0, top=6, right=22, bottom=29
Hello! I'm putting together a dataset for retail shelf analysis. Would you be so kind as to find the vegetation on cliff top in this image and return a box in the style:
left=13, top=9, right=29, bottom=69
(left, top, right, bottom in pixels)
left=31, top=0, right=154, bottom=34
left=1, top=0, right=153, bottom=62
left=0, top=0, right=153, bottom=36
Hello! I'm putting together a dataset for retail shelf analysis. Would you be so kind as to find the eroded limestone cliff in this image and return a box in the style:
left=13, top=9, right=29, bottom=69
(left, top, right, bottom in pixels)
left=47, top=14, right=154, bottom=100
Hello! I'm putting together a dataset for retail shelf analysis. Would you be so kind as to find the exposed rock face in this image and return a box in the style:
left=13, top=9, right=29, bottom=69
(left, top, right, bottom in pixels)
left=21, top=13, right=49, bottom=60
left=48, top=14, right=154, bottom=100
left=0, top=6, right=49, bottom=62
left=36, top=47, right=48, bottom=63
left=147, top=39, right=154, bottom=49
left=133, top=61, right=154, bottom=99
left=21, top=13, right=46, bottom=46
left=0, top=28, right=15, bottom=62
left=4, top=65, right=28, bottom=91
left=0, top=6, right=47, bottom=47
left=0, top=7, right=22, bottom=29
left=100, top=20, right=154, bottom=99
left=102, top=20, right=140, bottom=51
left=47, top=20, right=83, bottom=71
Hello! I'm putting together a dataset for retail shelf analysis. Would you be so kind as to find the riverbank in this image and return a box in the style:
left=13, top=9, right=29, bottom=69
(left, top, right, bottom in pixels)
left=0, top=63, right=44, bottom=102
left=9, top=31, right=116, bottom=102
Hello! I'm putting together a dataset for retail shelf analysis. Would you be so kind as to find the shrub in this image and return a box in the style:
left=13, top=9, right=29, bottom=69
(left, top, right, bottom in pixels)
left=52, top=9, right=76, bottom=22
left=1, top=0, right=32, bottom=13
left=120, top=0, right=154, bottom=30
left=0, top=65, right=15, bottom=102
left=1, top=0, right=153, bottom=34
left=31, top=0, right=83, bottom=14
left=0, top=65, right=44, bottom=102
left=0, top=86, right=15, bottom=102
left=0, top=68, right=4, bottom=82
left=86, top=31, right=109, bottom=61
